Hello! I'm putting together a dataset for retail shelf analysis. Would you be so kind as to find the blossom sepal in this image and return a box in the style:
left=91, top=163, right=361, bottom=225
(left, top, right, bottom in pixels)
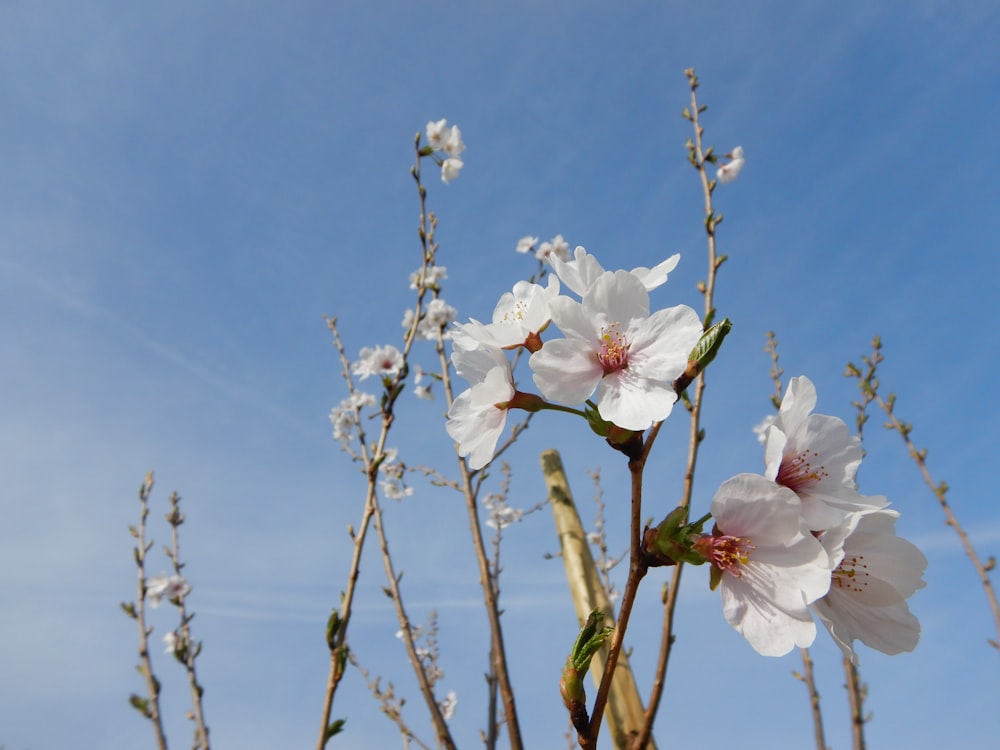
left=642, top=507, right=709, bottom=567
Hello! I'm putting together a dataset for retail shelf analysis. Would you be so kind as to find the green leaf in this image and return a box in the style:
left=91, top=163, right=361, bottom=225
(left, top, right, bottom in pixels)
left=323, top=719, right=346, bottom=744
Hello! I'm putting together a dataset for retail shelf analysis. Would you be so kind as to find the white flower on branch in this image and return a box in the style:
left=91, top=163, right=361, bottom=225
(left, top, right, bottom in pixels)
left=446, top=345, right=515, bottom=469
left=439, top=690, right=458, bottom=722
left=352, top=344, right=404, bottom=381
left=529, top=270, right=701, bottom=431
left=452, top=276, right=560, bottom=352
left=716, top=145, right=744, bottom=184
left=441, top=157, right=463, bottom=184
left=813, top=508, right=927, bottom=662
left=764, top=376, right=887, bottom=531
left=146, top=574, right=191, bottom=608
left=698, top=473, right=833, bottom=657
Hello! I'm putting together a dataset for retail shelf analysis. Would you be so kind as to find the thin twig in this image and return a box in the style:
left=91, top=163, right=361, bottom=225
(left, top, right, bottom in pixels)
left=317, top=133, right=450, bottom=748
left=633, top=68, right=725, bottom=749
left=847, top=336, right=1000, bottom=651
left=165, top=491, right=210, bottom=750
left=126, top=472, right=170, bottom=750
left=843, top=658, right=868, bottom=750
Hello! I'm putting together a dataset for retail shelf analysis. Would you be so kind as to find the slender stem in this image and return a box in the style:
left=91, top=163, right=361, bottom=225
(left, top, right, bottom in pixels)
left=132, top=473, right=170, bottom=750
left=843, top=658, right=867, bottom=750
left=317, top=135, right=443, bottom=748
left=166, top=492, right=210, bottom=750
left=634, top=69, right=725, bottom=747
left=371, top=488, right=457, bottom=749
left=848, top=338, right=1000, bottom=651
left=798, top=648, right=828, bottom=750
left=582, top=457, right=648, bottom=749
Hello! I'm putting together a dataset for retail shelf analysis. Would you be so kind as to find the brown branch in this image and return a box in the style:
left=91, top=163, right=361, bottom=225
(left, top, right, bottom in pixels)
left=164, top=491, right=210, bottom=750
left=843, top=658, right=868, bottom=750
left=847, top=337, right=1000, bottom=651
left=633, top=67, right=725, bottom=749
left=127, top=472, right=170, bottom=750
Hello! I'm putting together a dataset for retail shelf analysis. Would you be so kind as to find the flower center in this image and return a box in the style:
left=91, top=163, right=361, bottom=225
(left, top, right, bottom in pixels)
left=831, top=553, right=870, bottom=593
left=696, top=533, right=755, bottom=577
left=776, top=449, right=829, bottom=493
left=597, top=322, right=630, bottom=373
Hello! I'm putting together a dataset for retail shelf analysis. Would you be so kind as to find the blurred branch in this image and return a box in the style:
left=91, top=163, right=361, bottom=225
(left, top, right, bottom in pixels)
left=847, top=336, right=1000, bottom=651
left=125, top=472, right=169, bottom=750
left=164, top=491, right=210, bottom=750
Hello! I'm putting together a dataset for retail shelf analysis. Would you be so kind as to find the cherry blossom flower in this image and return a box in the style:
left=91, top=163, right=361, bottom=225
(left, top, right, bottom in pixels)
left=451, top=276, right=560, bottom=352
left=330, top=391, right=376, bottom=444
left=402, top=300, right=458, bottom=341
left=409, top=264, right=448, bottom=291
left=812, top=508, right=927, bottom=663
left=441, top=157, right=463, bottom=183
left=444, top=126, right=465, bottom=158
left=699, top=473, right=834, bottom=656
left=764, top=376, right=886, bottom=531
left=439, top=690, right=458, bottom=722
left=548, top=246, right=680, bottom=297
left=146, top=574, right=191, bottom=608
left=536, top=234, right=571, bottom=262
left=529, top=270, right=701, bottom=431
left=716, top=145, right=745, bottom=184
left=426, top=119, right=450, bottom=151
left=515, top=235, right=539, bottom=254
left=484, top=493, right=524, bottom=529
left=446, top=345, right=515, bottom=469
left=352, top=344, right=404, bottom=381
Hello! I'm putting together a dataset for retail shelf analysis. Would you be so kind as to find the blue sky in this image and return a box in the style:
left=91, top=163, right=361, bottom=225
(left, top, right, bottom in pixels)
left=2, top=2, right=999, bottom=748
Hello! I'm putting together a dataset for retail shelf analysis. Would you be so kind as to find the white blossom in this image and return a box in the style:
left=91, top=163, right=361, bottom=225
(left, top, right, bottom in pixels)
left=701, top=474, right=833, bottom=656
left=764, top=376, right=887, bottom=530
left=529, top=270, right=701, bottom=431
left=446, top=345, right=515, bottom=469
left=146, top=574, right=191, bottom=608
left=441, top=157, right=463, bottom=183
left=439, top=690, right=458, bottom=722
left=516, top=235, right=539, bottom=254
left=452, top=276, right=560, bottom=352
left=813, top=508, right=927, bottom=663
left=716, top=145, right=745, bottom=184
left=353, top=344, right=404, bottom=381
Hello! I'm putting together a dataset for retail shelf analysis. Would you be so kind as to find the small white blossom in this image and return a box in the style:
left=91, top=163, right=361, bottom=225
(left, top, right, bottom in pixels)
left=146, top=574, right=191, bottom=608
left=484, top=494, right=524, bottom=529
left=446, top=345, right=515, bottom=469
left=516, top=235, right=539, bottom=254
left=409, top=264, right=448, bottom=291
left=536, top=234, right=571, bottom=262
left=444, top=126, right=465, bottom=158
left=413, top=384, right=434, bottom=400
left=439, top=690, right=458, bottom=722
left=452, top=276, right=560, bottom=352
left=716, top=146, right=745, bottom=184
left=753, top=414, right=777, bottom=445
left=441, top=158, right=463, bottom=183
left=426, top=119, right=449, bottom=151
left=353, top=344, right=404, bottom=381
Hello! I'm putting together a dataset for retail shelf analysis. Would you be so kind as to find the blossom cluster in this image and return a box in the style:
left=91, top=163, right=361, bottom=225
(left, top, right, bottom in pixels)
left=446, top=246, right=700, bottom=468
left=426, top=118, right=465, bottom=183
left=694, top=376, right=926, bottom=660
